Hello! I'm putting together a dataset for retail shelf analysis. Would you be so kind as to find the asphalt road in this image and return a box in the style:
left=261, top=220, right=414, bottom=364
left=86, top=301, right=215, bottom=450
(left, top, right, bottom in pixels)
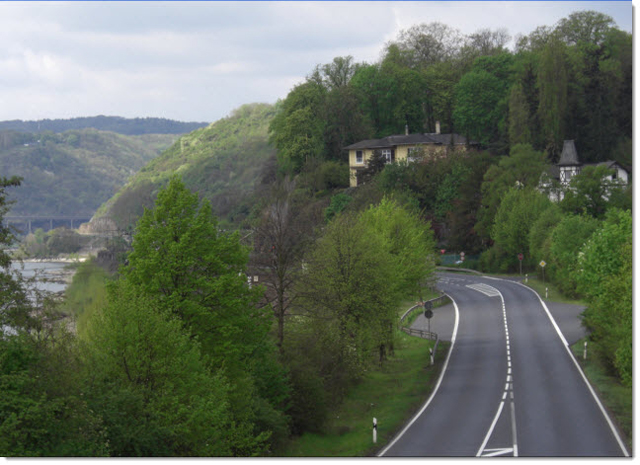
left=379, top=272, right=628, bottom=457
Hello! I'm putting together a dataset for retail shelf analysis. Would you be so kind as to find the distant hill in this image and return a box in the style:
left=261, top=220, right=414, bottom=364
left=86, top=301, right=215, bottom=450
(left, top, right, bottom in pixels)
left=0, top=116, right=209, bottom=135
left=91, top=103, right=277, bottom=231
left=1, top=129, right=177, bottom=217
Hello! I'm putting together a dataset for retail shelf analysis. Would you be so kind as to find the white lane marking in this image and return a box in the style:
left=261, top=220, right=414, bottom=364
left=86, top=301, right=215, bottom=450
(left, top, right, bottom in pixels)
left=481, top=448, right=514, bottom=457
left=510, top=280, right=630, bottom=457
left=477, top=401, right=506, bottom=456
left=510, top=400, right=519, bottom=457
left=466, top=283, right=501, bottom=297
left=377, top=292, right=460, bottom=457
left=476, top=286, right=518, bottom=458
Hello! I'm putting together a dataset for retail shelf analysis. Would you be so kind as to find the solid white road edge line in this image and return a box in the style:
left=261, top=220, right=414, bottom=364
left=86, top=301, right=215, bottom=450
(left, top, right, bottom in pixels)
left=377, top=293, right=460, bottom=457
left=487, top=277, right=630, bottom=458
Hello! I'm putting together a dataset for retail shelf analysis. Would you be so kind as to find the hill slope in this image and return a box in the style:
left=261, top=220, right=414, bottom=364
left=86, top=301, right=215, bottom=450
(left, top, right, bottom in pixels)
left=1, top=130, right=177, bottom=217
left=92, top=103, right=277, bottom=230
left=0, top=116, right=208, bottom=135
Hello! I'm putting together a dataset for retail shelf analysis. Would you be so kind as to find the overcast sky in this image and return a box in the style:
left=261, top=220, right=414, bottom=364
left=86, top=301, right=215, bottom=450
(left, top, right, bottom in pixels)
left=0, top=1, right=632, bottom=124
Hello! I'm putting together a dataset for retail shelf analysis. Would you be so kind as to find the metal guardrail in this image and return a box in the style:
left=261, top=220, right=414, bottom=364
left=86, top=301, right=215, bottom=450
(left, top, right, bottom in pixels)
left=399, top=294, right=450, bottom=363
left=399, top=294, right=449, bottom=324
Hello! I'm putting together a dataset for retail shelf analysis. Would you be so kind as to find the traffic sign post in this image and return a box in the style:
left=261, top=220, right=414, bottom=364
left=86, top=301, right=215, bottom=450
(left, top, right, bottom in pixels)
left=424, top=301, right=433, bottom=334
left=518, top=253, right=524, bottom=275
left=539, top=260, right=546, bottom=283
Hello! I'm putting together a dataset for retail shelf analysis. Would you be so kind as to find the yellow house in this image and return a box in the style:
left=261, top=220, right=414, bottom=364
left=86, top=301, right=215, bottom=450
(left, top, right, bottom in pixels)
left=345, top=125, right=475, bottom=187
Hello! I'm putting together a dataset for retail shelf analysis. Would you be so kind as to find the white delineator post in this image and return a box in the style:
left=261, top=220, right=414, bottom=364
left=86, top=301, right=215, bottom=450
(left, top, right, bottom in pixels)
left=429, top=348, right=434, bottom=366
left=584, top=341, right=588, bottom=360
left=373, top=417, right=377, bottom=443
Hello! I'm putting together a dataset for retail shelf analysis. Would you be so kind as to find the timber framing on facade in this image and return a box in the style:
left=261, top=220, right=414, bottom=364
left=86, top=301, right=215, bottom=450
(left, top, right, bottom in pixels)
left=541, top=140, right=630, bottom=202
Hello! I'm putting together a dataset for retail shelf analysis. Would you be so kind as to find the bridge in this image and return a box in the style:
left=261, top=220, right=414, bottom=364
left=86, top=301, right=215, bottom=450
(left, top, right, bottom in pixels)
left=5, top=215, right=93, bottom=234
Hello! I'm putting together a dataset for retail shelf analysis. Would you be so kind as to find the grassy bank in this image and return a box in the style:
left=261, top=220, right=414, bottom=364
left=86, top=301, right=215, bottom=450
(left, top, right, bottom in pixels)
left=283, top=331, right=446, bottom=456
left=521, top=276, right=586, bottom=306
left=570, top=338, right=632, bottom=454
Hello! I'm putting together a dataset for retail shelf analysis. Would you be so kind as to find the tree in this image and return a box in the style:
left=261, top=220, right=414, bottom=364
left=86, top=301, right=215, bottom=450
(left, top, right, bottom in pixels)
left=0, top=177, right=33, bottom=332
left=453, top=53, right=514, bottom=145
left=359, top=197, right=436, bottom=299
left=555, top=10, right=615, bottom=46
left=269, top=82, right=326, bottom=174
left=576, top=208, right=631, bottom=384
left=359, top=149, right=388, bottom=184
left=81, top=280, right=234, bottom=456
left=537, top=35, right=568, bottom=159
left=297, top=212, right=399, bottom=375
left=560, top=165, right=626, bottom=218
left=476, top=144, right=547, bottom=242
left=391, top=22, right=465, bottom=68
left=547, top=213, right=600, bottom=297
left=491, top=187, right=552, bottom=271
left=252, top=178, right=311, bottom=353
left=119, top=176, right=280, bottom=454
left=508, top=82, right=533, bottom=146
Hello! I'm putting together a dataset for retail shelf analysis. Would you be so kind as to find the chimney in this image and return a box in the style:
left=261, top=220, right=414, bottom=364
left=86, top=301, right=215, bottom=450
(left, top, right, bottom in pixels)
left=405, top=124, right=409, bottom=135
left=435, top=121, right=441, bottom=134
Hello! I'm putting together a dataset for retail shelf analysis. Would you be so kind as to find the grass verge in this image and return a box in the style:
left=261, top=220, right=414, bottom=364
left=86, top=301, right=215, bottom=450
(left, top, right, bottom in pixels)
left=283, top=331, right=447, bottom=457
left=570, top=338, right=632, bottom=454
left=520, top=276, right=586, bottom=306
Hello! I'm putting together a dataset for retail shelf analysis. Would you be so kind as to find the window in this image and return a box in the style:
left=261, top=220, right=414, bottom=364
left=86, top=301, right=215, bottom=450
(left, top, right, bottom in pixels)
left=356, top=150, right=363, bottom=164
left=407, top=147, right=421, bottom=163
left=381, top=149, right=394, bottom=163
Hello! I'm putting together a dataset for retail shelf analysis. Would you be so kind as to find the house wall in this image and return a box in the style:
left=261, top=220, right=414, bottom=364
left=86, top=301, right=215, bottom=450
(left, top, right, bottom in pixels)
left=348, top=144, right=468, bottom=187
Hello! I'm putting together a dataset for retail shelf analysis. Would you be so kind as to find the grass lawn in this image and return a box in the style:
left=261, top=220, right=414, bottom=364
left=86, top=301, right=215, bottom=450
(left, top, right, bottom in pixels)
left=570, top=338, right=632, bottom=454
left=283, top=331, right=446, bottom=457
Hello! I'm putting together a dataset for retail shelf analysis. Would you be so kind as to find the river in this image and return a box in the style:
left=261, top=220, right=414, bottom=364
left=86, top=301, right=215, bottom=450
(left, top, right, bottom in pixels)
left=11, top=260, right=73, bottom=294
left=2, top=261, right=75, bottom=335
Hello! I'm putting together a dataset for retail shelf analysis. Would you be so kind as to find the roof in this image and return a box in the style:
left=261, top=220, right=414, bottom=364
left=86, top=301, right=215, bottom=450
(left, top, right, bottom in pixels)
left=343, top=132, right=473, bottom=150
left=557, top=140, right=580, bottom=166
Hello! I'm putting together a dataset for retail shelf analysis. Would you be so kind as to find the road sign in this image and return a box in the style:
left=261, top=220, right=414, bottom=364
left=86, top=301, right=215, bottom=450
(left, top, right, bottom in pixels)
left=518, top=253, right=523, bottom=261
left=539, top=260, right=546, bottom=268
left=424, top=309, right=433, bottom=319
left=424, top=300, right=433, bottom=311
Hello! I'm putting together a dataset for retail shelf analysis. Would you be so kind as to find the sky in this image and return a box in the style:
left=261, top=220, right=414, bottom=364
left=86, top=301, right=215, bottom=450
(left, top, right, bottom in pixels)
left=0, top=1, right=633, bottom=124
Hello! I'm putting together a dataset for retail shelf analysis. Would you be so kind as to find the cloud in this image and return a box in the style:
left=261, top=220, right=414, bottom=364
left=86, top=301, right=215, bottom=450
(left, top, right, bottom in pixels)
left=0, top=1, right=631, bottom=122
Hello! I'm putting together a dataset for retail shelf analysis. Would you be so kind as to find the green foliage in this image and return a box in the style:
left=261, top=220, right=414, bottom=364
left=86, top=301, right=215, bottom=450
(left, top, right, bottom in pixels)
left=359, top=197, right=436, bottom=297
left=547, top=214, right=600, bottom=296
left=0, top=330, right=109, bottom=457
left=81, top=280, right=234, bottom=456
left=118, top=176, right=279, bottom=454
left=97, top=103, right=276, bottom=230
left=324, top=192, right=352, bottom=223
left=527, top=202, right=563, bottom=265
left=476, top=144, right=547, bottom=241
left=63, top=259, right=111, bottom=336
left=291, top=198, right=436, bottom=431
left=490, top=187, right=552, bottom=271
left=0, top=116, right=206, bottom=135
left=577, top=209, right=631, bottom=384
left=1, top=129, right=173, bottom=217
left=560, top=165, right=627, bottom=218
left=453, top=53, right=514, bottom=144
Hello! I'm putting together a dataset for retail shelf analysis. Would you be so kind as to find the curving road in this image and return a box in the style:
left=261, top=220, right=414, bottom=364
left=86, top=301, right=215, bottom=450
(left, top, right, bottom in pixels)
left=379, top=272, right=629, bottom=457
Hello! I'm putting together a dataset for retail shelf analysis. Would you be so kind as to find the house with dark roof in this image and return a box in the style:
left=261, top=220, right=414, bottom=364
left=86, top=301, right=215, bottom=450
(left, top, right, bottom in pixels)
left=541, top=140, right=629, bottom=202
left=344, top=123, right=476, bottom=187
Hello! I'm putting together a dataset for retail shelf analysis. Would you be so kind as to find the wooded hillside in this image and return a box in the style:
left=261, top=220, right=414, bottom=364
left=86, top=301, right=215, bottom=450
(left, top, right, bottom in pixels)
left=1, top=130, right=176, bottom=217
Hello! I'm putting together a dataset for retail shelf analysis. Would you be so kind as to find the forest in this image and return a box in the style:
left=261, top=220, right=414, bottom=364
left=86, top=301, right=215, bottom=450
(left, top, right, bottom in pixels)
left=0, top=10, right=632, bottom=456
left=0, top=116, right=208, bottom=136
